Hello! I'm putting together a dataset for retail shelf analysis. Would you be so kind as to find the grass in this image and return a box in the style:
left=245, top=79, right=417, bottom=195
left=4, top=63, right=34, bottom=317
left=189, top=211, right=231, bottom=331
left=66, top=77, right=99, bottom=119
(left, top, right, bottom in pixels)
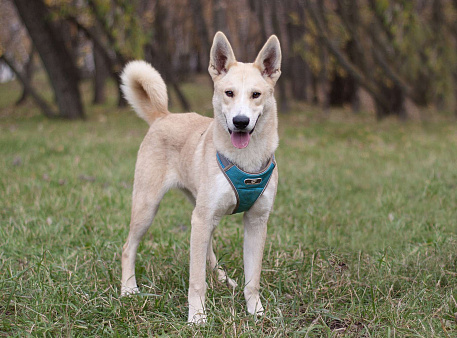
left=1, top=75, right=457, bottom=337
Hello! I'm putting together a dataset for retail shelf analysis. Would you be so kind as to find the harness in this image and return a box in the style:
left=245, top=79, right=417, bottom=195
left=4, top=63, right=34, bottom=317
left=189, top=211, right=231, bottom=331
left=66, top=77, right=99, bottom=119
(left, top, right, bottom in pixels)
left=216, top=152, right=276, bottom=214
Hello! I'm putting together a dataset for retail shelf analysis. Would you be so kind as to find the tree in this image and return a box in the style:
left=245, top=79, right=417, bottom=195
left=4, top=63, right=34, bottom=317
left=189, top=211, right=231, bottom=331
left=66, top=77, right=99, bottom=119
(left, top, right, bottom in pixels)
left=145, top=0, right=191, bottom=111
left=189, top=0, right=211, bottom=72
left=304, top=0, right=449, bottom=119
left=1, top=54, right=57, bottom=118
left=5, top=0, right=456, bottom=120
left=330, top=0, right=360, bottom=112
left=453, top=0, right=457, bottom=116
left=92, top=32, right=109, bottom=104
left=250, top=0, right=290, bottom=113
left=14, top=46, right=35, bottom=106
left=287, top=1, right=311, bottom=101
left=13, top=0, right=85, bottom=119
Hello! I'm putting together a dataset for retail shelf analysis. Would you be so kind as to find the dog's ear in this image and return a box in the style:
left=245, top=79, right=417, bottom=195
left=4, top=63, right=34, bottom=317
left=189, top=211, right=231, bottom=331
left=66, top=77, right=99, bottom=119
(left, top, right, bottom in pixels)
left=254, top=35, right=281, bottom=84
left=209, top=32, right=237, bottom=80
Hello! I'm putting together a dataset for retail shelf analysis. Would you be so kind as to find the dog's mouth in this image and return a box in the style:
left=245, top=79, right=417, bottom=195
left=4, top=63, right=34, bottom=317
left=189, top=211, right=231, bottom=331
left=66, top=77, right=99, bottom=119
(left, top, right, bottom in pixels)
left=228, top=130, right=251, bottom=149
left=227, top=116, right=259, bottom=149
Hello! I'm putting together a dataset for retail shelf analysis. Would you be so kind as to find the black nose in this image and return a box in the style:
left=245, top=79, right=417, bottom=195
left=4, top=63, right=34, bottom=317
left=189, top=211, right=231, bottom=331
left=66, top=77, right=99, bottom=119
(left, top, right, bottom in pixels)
left=233, top=115, right=250, bottom=129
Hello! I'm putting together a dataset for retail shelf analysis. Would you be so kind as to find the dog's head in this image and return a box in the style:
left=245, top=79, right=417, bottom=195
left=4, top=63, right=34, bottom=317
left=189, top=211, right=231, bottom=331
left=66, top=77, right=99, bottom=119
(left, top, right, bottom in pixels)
left=209, top=32, right=281, bottom=149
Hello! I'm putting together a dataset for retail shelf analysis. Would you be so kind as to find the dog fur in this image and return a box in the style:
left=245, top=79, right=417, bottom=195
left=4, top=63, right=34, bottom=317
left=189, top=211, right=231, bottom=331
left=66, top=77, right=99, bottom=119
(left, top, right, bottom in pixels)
left=120, top=31, right=281, bottom=323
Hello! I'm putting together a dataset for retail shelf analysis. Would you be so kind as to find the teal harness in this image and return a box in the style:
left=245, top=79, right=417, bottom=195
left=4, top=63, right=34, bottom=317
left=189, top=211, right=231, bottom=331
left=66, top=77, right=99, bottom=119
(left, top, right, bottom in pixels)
left=216, top=152, right=276, bottom=214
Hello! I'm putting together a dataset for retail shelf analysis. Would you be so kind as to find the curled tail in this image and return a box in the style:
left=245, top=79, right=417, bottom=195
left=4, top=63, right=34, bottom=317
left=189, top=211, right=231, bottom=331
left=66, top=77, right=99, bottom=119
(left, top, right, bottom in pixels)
left=121, top=61, right=169, bottom=125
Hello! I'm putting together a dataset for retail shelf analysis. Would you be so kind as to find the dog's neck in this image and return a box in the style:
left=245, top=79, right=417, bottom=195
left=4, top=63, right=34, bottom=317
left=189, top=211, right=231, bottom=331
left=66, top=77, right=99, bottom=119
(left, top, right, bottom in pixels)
left=212, top=115, right=278, bottom=173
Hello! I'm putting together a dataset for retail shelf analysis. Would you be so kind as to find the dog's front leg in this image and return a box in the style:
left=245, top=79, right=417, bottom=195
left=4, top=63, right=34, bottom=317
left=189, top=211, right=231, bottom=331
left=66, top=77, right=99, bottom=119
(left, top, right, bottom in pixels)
left=187, top=207, right=215, bottom=324
left=243, top=211, right=269, bottom=316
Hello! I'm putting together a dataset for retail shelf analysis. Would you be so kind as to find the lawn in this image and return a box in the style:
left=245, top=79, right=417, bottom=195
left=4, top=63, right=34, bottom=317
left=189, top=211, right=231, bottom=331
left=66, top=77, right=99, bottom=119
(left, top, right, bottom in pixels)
left=1, top=77, right=456, bottom=337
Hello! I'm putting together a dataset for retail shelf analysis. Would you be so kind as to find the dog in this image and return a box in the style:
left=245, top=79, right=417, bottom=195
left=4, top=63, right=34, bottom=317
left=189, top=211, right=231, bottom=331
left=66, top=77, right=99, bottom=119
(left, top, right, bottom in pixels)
left=120, top=31, right=281, bottom=323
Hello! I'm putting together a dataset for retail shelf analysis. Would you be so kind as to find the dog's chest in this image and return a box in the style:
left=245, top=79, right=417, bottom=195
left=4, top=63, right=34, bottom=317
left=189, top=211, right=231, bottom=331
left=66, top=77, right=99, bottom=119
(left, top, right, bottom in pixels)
left=206, top=171, right=238, bottom=216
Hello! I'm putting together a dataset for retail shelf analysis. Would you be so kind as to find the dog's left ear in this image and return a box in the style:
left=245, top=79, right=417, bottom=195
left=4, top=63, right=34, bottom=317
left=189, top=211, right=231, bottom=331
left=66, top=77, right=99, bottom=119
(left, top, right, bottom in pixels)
left=254, top=35, right=281, bottom=84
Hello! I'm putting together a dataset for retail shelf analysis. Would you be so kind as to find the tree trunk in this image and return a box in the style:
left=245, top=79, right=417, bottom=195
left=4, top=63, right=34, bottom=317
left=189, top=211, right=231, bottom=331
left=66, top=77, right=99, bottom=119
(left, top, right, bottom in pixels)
left=312, top=74, right=319, bottom=104
left=85, top=0, right=127, bottom=107
left=250, top=0, right=267, bottom=41
left=213, top=0, right=227, bottom=34
left=288, top=1, right=309, bottom=101
left=319, top=42, right=330, bottom=115
left=338, top=0, right=362, bottom=113
left=345, top=40, right=360, bottom=113
left=270, top=0, right=289, bottom=113
left=189, top=0, right=211, bottom=71
left=171, top=82, right=191, bottom=112
left=145, top=0, right=191, bottom=112
left=329, top=40, right=359, bottom=109
left=15, top=46, right=35, bottom=106
left=432, top=0, right=445, bottom=109
left=66, top=15, right=127, bottom=108
left=454, top=73, right=457, bottom=118
left=92, top=41, right=109, bottom=104
left=329, top=71, right=347, bottom=106
left=375, top=85, right=406, bottom=120
left=454, top=80, right=457, bottom=118
left=317, top=0, right=330, bottom=114
left=13, top=0, right=85, bottom=119
left=350, top=78, right=360, bottom=113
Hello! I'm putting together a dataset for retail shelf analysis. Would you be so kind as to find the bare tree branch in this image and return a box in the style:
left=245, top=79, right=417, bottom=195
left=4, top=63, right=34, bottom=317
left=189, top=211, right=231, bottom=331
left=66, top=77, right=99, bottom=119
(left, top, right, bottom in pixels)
left=305, top=1, right=388, bottom=109
left=1, top=54, right=58, bottom=118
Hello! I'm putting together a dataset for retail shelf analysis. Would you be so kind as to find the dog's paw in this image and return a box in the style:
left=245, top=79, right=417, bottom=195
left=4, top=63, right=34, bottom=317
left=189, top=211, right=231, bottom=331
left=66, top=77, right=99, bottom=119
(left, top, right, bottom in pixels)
left=120, top=285, right=140, bottom=297
left=188, top=309, right=207, bottom=324
left=216, top=268, right=238, bottom=289
left=254, top=306, right=264, bottom=317
left=225, top=276, right=238, bottom=289
left=246, top=299, right=264, bottom=317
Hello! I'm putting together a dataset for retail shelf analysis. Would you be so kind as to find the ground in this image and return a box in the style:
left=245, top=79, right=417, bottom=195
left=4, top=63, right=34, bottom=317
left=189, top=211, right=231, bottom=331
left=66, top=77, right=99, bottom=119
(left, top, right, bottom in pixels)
left=1, top=76, right=456, bottom=336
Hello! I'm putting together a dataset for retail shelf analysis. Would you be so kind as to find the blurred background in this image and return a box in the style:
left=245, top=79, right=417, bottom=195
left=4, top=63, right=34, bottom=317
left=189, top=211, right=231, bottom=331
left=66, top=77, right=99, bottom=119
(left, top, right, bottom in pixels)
left=0, top=0, right=456, bottom=120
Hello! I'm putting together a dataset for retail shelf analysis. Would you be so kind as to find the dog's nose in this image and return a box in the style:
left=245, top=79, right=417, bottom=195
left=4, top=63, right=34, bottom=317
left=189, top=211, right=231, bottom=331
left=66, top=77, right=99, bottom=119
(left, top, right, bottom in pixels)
left=233, top=115, right=250, bottom=130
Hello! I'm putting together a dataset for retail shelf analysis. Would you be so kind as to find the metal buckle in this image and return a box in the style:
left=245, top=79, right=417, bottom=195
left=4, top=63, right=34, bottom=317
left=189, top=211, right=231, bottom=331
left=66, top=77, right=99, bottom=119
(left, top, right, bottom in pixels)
left=244, top=178, right=262, bottom=185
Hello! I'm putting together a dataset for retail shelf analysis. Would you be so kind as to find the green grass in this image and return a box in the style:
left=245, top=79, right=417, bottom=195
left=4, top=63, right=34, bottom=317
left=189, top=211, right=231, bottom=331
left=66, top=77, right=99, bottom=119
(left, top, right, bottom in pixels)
left=1, top=77, right=457, bottom=337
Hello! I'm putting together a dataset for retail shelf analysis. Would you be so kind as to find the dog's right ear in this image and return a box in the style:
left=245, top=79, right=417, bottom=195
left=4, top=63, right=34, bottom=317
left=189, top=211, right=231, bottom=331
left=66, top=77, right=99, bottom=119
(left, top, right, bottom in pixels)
left=209, top=32, right=237, bottom=80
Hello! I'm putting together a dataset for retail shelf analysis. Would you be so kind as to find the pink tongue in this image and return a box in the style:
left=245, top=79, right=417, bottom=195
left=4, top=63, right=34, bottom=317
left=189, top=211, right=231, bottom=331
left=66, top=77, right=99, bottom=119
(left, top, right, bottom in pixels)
left=231, top=132, right=251, bottom=149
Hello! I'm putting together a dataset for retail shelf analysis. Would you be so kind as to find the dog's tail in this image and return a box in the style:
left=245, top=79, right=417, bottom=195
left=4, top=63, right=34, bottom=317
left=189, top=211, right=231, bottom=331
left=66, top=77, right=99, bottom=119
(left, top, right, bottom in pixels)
left=121, top=61, right=169, bottom=125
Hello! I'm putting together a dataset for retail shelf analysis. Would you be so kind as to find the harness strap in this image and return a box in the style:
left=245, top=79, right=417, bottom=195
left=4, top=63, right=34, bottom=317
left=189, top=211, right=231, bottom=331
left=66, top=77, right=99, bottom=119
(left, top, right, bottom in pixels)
left=216, top=152, right=276, bottom=214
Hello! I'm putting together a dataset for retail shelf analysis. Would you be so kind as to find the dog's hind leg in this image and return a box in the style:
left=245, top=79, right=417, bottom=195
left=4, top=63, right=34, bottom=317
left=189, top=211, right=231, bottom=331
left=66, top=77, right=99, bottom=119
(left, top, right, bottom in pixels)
left=207, top=236, right=238, bottom=288
left=121, top=162, right=171, bottom=296
left=121, top=190, right=164, bottom=296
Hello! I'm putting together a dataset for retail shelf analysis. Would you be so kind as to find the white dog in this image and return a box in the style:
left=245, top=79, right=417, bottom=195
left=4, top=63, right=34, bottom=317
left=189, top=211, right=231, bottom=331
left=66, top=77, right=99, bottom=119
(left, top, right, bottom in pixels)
left=120, top=31, right=281, bottom=323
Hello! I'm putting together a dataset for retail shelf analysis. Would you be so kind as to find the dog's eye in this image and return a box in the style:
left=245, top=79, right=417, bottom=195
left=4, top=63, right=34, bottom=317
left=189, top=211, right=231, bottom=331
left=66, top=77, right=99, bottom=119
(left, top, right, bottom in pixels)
left=225, top=91, right=234, bottom=97
left=252, top=92, right=261, bottom=99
